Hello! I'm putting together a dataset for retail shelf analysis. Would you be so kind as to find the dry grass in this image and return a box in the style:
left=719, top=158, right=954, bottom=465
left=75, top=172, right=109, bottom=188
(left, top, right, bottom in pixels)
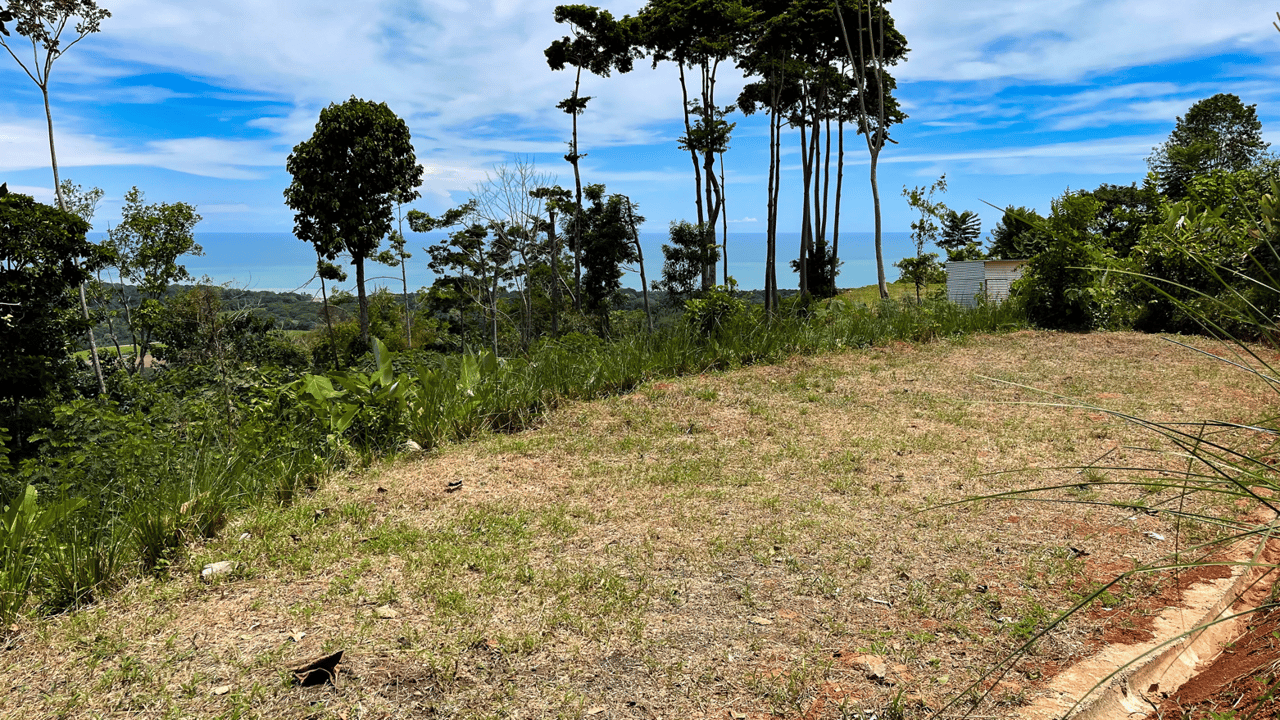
left=4, top=331, right=1276, bottom=720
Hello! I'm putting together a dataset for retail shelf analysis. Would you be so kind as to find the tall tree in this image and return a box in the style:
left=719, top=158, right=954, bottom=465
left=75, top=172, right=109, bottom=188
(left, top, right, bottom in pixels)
left=834, top=0, right=908, bottom=298
left=546, top=5, right=639, bottom=310
left=0, top=0, right=109, bottom=212
left=1, top=1, right=110, bottom=392
left=400, top=201, right=473, bottom=349
left=637, top=0, right=755, bottom=290
left=1148, top=93, right=1269, bottom=200
left=284, top=97, right=423, bottom=347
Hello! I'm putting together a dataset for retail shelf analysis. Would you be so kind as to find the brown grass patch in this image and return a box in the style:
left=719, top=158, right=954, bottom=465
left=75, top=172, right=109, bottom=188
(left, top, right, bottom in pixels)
left=3, top=331, right=1275, bottom=719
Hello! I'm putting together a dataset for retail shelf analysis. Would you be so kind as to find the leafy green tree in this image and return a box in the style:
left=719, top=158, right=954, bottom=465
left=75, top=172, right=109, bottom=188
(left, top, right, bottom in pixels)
left=1148, top=93, right=1269, bottom=199
left=104, top=187, right=203, bottom=374
left=424, top=222, right=515, bottom=355
left=284, top=97, right=423, bottom=347
left=528, top=185, right=575, bottom=333
left=938, top=209, right=983, bottom=261
left=1015, top=193, right=1110, bottom=331
left=546, top=5, right=639, bottom=307
left=0, top=192, right=107, bottom=437
left=1079, top=181, right=1161, bottom=257
left=653, top=220, right=719, bottom=306
left=577, top=184, right=641, bottom=333
left=902, top=174, right=948, bottom=254
left=987, top=205, right=1046, bottom=260
left=1129, top=169, right=1271, bottom=334
left=893, top=253, right=946, bottom=302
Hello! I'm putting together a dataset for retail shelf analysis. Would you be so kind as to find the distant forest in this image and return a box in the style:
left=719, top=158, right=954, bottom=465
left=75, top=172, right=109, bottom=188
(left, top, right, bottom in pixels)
left=86, top=283, right=801, bottom=346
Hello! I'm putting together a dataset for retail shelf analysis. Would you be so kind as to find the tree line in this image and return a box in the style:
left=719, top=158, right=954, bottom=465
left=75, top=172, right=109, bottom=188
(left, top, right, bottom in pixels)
left=890, top=92, right=1279, bottom=339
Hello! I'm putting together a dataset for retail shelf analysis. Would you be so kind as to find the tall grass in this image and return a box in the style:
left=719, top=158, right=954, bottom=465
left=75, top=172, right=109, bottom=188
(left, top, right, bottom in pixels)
left=933, top=212, right=1280, bottom=718
left=0, top=294, right=1025, bottom=628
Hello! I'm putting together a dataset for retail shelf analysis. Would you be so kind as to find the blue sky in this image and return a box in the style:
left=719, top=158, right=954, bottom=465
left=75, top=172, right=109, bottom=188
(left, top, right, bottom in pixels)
left=4, top=0, right=1280, bottom=291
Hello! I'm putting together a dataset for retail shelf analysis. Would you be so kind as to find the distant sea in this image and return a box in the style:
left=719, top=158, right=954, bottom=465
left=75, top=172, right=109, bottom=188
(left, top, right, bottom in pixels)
left=91, top=230, right=915, bottom=295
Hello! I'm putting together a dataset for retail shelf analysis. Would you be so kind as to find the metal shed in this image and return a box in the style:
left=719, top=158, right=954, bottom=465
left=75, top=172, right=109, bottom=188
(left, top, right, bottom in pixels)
left=946, top=259, right=1028, bottom=308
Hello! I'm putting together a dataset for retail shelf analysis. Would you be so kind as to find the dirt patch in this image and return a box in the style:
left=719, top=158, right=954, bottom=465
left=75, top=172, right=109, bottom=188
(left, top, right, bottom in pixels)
left=1154, top=605, right=1280, bottom=719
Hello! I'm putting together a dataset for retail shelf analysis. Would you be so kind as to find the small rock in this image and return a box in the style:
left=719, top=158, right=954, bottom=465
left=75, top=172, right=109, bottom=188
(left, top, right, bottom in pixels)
left=374, top=605, right=399, bottom=619
left=748, top=616, right=773, bottom=626
left=212, top=684, right=231, bottom=696
left=854, top=654, right=887, bottom=681
left=404, top=439, right=423, bottom=453
left=201, top=561, right=237, bottom=582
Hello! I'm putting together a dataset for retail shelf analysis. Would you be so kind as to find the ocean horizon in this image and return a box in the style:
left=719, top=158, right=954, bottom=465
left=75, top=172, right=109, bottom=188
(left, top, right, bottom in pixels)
left=91, top=230, right=917, bottom=295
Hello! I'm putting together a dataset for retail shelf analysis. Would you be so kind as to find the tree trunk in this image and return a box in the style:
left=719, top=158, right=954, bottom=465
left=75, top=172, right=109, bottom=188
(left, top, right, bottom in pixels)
left=355, top=255, right=370, bottom=347
left=821, top=114, right=832, bottom=271
left=798, top=96, right=815, bottom=298
left=570, top=66, right=584, bottom=311
left=677, top=62, right=706, bottom=289
left=720, top=151, right=728, bottom=284
left=699, top=61, right=721, bottom=290
left=548, top=207, right=561, bottom=335
left=44, top=85, right=105, bottom=394
left=765, top=90, right=782, bottom=314
left=627, top=203, right=653, bottom=333
left=318, top=257, right=339, bottom=371
left=871, top=145, right=887, bottom=298
left=834, top=117, right=844, bottom=280
left=490, top=262, right=499, bottom=356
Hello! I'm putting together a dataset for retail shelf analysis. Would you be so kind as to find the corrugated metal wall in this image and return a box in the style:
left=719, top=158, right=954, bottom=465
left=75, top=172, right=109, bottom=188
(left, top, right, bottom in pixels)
left=945, top=260, right=1027, bottom=307
left=984, top=261, right=1026, bottom=303
left=946, top=261, right=987, bottom=307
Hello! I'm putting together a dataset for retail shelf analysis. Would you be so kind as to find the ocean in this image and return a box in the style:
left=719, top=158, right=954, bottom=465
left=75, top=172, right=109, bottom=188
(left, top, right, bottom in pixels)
left=91, top=230, right=916, bottom=295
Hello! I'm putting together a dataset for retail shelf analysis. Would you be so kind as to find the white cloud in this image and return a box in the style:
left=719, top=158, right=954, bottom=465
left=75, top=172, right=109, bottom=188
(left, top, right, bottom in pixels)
left=0, top=118, right=282, bottom=179
left=728, top=217, right=758, bottom=223
left=874, top=135, right=1164, bottom=175
left=893, top=0, right=1280, bottom=83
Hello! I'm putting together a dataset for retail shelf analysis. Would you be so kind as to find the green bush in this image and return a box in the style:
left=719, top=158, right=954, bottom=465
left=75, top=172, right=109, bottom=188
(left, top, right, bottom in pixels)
left=684, top=280, right=748, bottom=339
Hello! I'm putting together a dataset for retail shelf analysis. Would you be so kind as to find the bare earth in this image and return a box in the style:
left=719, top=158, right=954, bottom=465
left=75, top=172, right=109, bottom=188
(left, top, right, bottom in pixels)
left=4, top=330, right=1276, bottom=720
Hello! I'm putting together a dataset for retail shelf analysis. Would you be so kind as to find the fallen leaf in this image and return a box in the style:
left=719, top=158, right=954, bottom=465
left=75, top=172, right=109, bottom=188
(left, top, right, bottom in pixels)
left=290, top=650, right=343, bottom=687
left=374, top=605, right=399, bottom=619
left=748, top=616, right=773, bottom=626
left=212, top=684, right=231, bottom=696
left=586, top=708, right=605, bottom=716
left=289, top=630, right=306, bottom=643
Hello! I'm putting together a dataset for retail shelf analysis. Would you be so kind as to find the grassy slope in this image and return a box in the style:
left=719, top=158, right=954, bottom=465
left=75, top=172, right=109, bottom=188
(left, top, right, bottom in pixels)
left=5, top=331, right=1271, bottom=719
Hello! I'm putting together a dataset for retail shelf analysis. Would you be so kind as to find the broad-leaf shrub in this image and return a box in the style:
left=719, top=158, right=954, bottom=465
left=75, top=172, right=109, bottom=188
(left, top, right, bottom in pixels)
left=685, top=280, right=748, bottom=339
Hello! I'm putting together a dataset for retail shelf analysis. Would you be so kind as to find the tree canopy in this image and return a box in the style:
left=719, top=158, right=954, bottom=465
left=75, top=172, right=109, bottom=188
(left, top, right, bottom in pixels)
left=0, top=192, right=105, bottom=407
left=284, top=97, right=423, bottom=347
left=1148, top=93, right=1269, bottom=199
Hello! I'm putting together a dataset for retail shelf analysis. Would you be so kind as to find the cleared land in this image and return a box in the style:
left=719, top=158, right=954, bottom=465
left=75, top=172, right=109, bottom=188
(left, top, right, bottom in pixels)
left=5, top=330, right=1276, bottom=719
